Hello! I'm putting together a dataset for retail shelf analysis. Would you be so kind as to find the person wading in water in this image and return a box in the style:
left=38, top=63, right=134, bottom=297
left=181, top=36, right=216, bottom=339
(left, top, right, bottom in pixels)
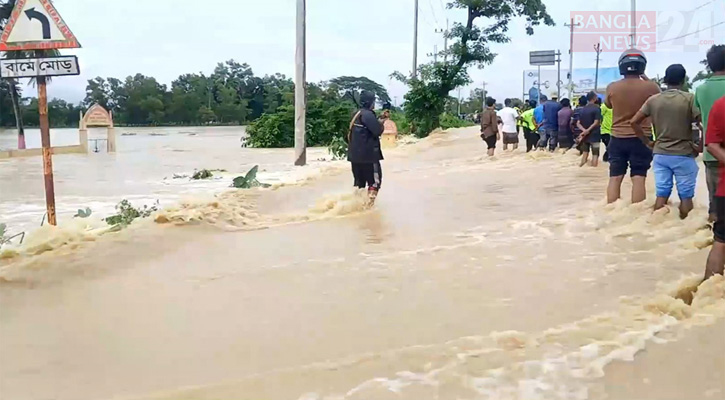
left=347, top=91, right=384, bottom=205
left=604, top=49, right=661, bottom=204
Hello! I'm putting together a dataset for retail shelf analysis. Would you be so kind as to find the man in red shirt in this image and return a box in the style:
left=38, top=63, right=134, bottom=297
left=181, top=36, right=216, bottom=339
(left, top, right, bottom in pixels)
left=703, top=95, right=725, bottom=280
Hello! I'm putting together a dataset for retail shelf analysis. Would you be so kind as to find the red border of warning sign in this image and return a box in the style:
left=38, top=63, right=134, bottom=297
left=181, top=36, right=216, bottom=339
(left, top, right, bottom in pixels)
left=0, top=0, right=81, bottom=51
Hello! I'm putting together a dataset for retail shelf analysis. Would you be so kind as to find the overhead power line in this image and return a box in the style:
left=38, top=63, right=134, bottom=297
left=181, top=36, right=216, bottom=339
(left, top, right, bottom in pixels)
left=427, top=0, right=440, bottom=27
left=656, top=20, right=724, bottom=43
left=656, top=0, right=716, bottom=27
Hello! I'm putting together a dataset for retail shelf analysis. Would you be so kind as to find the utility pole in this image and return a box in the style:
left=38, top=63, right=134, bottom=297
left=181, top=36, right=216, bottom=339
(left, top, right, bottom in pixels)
left=631, top=0, right=637, bottom=47
left=436, top=18, right=449, bottom=62
left=457, top=87, right=462, bottom=115
left=482, top=81, right=488, bottom=109
left=522, top=70, right=526, bottom=102
left=564, top=19, right=582, bottom=98
left=428, top=45, right=438, bottom=63
left=413, top=0, right=419, bottom=78
left=37, top=75, right=56, bottom=226
left=556, top=50, right=562, bottom=99
left=294, top=0, right=306, bottom=166
left=537, top=66, right=541, bottom=103
left=594, top=43, right=603, bottom=92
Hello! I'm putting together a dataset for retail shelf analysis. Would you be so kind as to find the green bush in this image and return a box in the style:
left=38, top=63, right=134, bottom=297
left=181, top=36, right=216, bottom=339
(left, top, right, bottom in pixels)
left=246, top=106, right=295, bottom=148
left=439, top=113, right=474, bottom=130
left=328, top=136, right=347, bottom=160
left=105, top=200, right=158, bottom=227
left=247, top=100, right=355, bottom=148
left=389, top=111, right=410, bottom=135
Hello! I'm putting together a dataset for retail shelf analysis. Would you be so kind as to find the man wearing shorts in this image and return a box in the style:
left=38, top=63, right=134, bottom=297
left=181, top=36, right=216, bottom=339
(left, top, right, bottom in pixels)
left=576, top=91, right=603, bottom=167
left=498, top=98, right=520, bottom=151
left=480, top=97, right=499, bottom=157
left=605, top=49, right=661, bottom=204
left=703, top=95, right=725, bottom=280
left=630, top=64, right=701, bottom=219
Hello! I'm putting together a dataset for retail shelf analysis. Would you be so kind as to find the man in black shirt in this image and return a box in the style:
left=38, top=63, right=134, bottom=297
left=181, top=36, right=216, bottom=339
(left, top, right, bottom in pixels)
left=576, top=91, right=603, bottom=167
left=347, top=91, right=384, bottom=204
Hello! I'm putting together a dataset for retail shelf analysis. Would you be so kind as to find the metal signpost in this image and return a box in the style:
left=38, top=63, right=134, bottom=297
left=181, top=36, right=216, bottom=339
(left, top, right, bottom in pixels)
left=0, top=0, right=81, bottom=226
left=529, top=51, right=555, bottom=103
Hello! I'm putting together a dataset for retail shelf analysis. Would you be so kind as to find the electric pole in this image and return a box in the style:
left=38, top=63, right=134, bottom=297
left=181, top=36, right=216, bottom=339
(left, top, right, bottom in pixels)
left=436, top=18, right=449, bottom=62
left=564, top=19, right=582, bottom=98
left=413, top=0, right=419, bottom=78
left=457, top=87, right=462, bottom=115
left=428, top=45, right=438, bottom=63
left=594, top=43, right=603, bottom=92
left=482, top=82, right=488, bottom=109
left=294, top=0, right=306, bottom=166
left=556, top=50, right=562, bottom=99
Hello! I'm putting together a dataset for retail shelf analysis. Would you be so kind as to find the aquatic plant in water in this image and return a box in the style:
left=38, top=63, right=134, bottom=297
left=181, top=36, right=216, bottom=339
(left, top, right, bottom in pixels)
left=231, top=165, right=270, bottom=189
left=74, top=208, right=92, bottom=218
left=0, top=223, right=25, bottom=248
left=104, top=200, right=159, bottom=227
left=192, top=169, right=214, bottom=180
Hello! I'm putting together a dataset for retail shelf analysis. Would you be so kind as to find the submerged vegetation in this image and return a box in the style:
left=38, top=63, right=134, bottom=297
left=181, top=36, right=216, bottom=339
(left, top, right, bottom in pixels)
left=104, top=200, right=159, bottom=227
left=231, top=165, right=270, bottom=189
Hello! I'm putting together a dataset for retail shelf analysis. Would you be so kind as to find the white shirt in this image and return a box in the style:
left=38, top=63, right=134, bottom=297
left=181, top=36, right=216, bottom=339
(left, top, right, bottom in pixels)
left=497, top=107, right=519, bottom=133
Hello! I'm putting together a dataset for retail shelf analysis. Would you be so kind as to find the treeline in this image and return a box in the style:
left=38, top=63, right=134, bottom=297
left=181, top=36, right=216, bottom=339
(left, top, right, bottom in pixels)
left=81, top=60, right=298, bottom=126
left=0, top=60, right=395, bottom=130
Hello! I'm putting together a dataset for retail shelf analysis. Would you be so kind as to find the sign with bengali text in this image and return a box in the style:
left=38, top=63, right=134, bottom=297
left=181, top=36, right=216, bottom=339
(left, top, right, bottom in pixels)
left=0, top=55, right=79, bottom=78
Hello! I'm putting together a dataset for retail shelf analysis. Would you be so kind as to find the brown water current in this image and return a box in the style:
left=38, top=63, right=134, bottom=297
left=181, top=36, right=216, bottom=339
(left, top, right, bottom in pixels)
left=0, top=127, right=723, bottom=400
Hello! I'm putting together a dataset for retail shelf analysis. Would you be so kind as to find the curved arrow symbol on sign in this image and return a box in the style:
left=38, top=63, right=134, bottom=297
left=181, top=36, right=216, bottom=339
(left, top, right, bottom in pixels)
left=25, top=8, right=51, bottom=40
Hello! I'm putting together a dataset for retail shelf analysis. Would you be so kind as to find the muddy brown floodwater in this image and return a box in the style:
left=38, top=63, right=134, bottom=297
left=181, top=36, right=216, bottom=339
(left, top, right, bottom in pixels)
left=0, top=127, right=723, bottom=400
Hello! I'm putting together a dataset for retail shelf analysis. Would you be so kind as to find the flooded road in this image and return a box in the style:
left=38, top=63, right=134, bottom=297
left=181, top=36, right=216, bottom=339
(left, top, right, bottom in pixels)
left=0, top=126, right=335, bottom=234
left=0, top=127, right=723, bottom=400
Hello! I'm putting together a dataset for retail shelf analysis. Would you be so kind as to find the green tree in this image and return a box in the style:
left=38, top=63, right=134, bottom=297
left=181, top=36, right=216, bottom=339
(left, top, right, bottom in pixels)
left=84, top=77, right=111, bottom=109
left=394, top=0, right=554, bottom=136
left=0, top=0, right=27, bottom=147
left=167, top=73, right=210, bottom=124
left=328, top=76, right=392, bottom=106
left=693, top=59, right=712, bottom=84
left=198, top=106, right=216, bottom=123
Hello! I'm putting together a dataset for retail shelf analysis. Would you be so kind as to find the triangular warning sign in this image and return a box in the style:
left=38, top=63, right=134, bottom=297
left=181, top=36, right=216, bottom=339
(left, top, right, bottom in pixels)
left=0, top=0, right=80, bottom=51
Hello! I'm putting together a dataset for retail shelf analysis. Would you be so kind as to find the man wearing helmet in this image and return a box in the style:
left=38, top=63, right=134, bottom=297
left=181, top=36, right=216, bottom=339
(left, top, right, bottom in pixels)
left=604, top=49, right=661, bottom=204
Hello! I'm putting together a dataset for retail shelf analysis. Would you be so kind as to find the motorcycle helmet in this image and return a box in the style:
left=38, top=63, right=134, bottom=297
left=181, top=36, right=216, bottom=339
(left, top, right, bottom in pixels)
left=618, top=48, right=647, bottom=76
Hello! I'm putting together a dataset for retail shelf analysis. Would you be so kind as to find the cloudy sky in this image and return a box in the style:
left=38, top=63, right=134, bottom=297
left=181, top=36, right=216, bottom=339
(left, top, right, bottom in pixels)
left=13, top=0, right=725, bottom=105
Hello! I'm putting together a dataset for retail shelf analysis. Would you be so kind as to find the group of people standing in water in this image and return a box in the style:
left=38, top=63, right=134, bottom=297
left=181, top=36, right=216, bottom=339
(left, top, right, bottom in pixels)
left=345, top=45, right=725, bottom=283
left=480, top=45, right=725, bottom=282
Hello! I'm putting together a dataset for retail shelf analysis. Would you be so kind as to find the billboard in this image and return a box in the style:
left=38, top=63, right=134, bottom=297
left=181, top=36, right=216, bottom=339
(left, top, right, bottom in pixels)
left=523, top=67, right=620, bottom=100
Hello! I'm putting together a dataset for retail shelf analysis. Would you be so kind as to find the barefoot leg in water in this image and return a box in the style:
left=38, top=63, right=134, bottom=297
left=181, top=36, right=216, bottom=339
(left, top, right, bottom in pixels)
left=704, top=241, right=725, bottom=281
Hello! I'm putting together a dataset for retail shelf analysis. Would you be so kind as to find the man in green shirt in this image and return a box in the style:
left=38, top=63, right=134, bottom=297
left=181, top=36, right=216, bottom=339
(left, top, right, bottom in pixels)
left=520, top=100, right=539, bottom=152
left=695, top=44, right=725, bottom=221
left=600, top=100, right=613, bottom=161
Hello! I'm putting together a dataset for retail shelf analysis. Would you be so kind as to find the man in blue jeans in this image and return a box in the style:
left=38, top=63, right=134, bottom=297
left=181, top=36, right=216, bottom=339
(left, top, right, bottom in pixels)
left=539, top=95, right=561, bottom=151
left=630, top=64, right=701, bottom=218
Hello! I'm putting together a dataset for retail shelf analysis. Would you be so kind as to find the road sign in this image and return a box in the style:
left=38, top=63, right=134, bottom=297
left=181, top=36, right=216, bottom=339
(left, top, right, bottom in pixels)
left=0, top=55, right=79, bottom=78
left=529, top=50, right=556, bottom=66
left=0, top=0, right=80, bottom=51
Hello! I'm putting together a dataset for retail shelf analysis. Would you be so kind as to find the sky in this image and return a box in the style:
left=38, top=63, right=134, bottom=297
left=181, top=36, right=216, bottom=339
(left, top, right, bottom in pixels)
left=8, top=0, right=725, bottom=106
